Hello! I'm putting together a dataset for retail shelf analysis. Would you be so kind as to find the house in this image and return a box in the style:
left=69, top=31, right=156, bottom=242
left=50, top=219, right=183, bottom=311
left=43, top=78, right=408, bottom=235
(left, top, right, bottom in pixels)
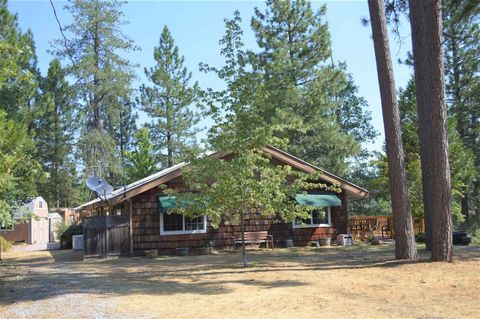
left=0, top=196, right=50, bottom=244
left=75, top=146, right=368, bottom=255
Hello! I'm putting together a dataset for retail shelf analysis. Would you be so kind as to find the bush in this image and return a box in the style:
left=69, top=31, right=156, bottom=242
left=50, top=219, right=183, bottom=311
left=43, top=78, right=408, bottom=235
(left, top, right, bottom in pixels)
left=56, top=222, right=83, bottom=249
left=415, top=232, right=426, bottom=243
left=469, top=229, right=480, bottom=246
left=0, top=235, right=12, bottom=252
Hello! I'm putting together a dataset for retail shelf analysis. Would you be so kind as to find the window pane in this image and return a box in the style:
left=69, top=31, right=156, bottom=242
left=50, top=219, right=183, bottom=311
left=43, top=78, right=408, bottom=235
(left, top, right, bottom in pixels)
left=163, top=213, right=183, bottom=231
left=185, top=216, right=204, bottom=231
left=294, top=216, right=311, bottom=225
left=312, top=208, right=328, bottom=224
left=0, top=223, right=13, bottom=230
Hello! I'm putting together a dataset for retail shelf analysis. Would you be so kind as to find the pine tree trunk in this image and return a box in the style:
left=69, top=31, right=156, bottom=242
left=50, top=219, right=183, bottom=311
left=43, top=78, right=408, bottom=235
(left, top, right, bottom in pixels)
left=92, top=13, right=101, bottom=132
left=240, top=210, right=248, bottom=268
left=167, top=132, right=173, bottom=168
left=461, top=194, right=469, bottom=225
left=368, top=0, right=417, bottom=259
left=409, top=0, right=453, bottom=262
left=474, top=183, right=480, bottom=223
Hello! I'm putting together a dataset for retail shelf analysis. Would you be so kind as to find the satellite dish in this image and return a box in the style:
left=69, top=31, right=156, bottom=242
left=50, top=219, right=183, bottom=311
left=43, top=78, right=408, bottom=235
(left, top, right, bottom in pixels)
left=95, top=183, right=114, bottom=196
left=86, top=175, right=114, bottom=198
left=87, top=176, right=103, bottom=191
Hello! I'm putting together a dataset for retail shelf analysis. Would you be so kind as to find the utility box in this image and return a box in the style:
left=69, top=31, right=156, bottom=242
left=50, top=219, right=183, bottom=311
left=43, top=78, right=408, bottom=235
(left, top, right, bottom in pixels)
left=337, top=234, right=353, bottom=246
left=72, top=234, right=84, bottom=250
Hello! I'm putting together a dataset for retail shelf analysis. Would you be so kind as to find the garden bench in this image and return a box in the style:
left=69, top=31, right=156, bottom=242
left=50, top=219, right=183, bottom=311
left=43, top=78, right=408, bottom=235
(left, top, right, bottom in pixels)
left=233, top=231, right=274, bottom=249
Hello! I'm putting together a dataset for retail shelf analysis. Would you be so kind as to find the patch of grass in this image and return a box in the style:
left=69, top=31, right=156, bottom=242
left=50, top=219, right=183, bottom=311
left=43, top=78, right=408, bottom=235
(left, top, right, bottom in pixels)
left=1, top=245, right=479, bottom=318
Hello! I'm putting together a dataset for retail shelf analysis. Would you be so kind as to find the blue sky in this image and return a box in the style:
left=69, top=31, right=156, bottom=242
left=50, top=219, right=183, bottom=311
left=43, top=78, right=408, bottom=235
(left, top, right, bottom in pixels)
left=9, top=0, right=413, bottom=152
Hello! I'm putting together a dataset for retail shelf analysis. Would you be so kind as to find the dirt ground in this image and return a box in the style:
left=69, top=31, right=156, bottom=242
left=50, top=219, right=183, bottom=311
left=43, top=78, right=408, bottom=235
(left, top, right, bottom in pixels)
left=0, top=244, right=479, bottom=319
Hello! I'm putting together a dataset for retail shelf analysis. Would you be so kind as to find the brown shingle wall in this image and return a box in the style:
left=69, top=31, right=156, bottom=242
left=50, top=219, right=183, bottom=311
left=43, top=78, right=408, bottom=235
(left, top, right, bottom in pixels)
left=130, top=183, right=349, bottom=254
left=0, top=222, right=29, bottom=243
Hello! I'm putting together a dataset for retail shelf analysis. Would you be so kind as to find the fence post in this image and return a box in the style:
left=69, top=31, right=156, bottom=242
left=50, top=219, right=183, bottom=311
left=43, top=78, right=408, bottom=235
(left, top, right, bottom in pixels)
left=129, top=199, right=133, bottom=257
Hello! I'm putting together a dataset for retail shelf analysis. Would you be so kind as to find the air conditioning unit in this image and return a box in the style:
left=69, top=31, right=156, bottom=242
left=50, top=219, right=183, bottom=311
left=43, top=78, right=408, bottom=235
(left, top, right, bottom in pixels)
left=337, top=234, right=353, bottom=246
left=72, top=234, right=84, bottom=250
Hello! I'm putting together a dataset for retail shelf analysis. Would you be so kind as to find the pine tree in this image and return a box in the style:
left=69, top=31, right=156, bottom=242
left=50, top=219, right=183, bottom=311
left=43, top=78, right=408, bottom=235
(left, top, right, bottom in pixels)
left=398, top=79, right=476, bottom=221
left=139, top=26, right=200, bottom=168
left=35, top=59, right=79, bottom=208
left=250, top=0, right=376, bottom=175
left=368, top=0, right=417, bottom=260
left=409, top=0, right=453, bottom=261
left=443, top=0, right=480, bottom=227
left=0, top=0, right=42, bottom=211
left=106, top=97, right=137, bottom=187
left=53, top=0, right=137, bottom=181
left=0, top=0, right=39, bottom=127
left=0, top=111, right=32, bottom=222
left=369, top=79, right=476, bottom=221
left=125, top=127, right=158, bottom=182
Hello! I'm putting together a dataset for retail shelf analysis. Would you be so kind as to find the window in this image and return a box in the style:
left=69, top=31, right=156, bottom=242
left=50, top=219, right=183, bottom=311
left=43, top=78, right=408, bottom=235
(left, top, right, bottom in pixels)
left=38, top=201, right=43, bottom=208
left=293, top=207, right=331, bottom=228
left=0, top=223, right=14, bottom=231
left=160, top=213, right=207, bottom=235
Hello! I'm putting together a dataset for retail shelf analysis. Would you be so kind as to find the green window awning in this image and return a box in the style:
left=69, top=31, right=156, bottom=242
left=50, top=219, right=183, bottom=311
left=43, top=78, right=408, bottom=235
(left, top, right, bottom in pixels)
left=295, top=194, right=341, bottom=208
left=158, top=196, right=193, bottom=212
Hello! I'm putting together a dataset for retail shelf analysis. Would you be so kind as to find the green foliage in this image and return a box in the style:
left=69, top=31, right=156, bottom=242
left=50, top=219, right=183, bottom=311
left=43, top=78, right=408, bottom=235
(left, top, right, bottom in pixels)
left=368, top=79, right=476, bottom=221
left=469, top=229, right=480, bottom=246
left=125, top=127, right=158, bottom=182
left=174, top=12, right=339, bottom=267
left=56, top=221, right=83, bottom=249
left=347, top=154, right=392, bottom=216
left=109, top=98, right=138, bottom=187
left=0, top=0, right=31, bottom=85
left=139, top=26, right=200, bottom=168
left=443, top=0, right=480, bottom=228
left=249, top=0, right=377, bottom=175
left=0, top=110, right=42, bottom=225
left=0, top=235, right=12, bottom=254
left=0, top=0, right=38, bottom=124
left=34, top=59, right=80, bottom=207
left=415, top=232, right=426, bottom=243
left=0, top=1, right=44, bottom=219
left=53, top=0, right=137, bottom=181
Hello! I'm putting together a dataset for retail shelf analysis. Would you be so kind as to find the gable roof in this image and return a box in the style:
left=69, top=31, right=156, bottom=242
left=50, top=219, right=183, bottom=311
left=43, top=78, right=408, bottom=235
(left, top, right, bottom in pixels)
left=75, top=146, right=368, bottom=211
left=14, top=196, right=49, bottom=219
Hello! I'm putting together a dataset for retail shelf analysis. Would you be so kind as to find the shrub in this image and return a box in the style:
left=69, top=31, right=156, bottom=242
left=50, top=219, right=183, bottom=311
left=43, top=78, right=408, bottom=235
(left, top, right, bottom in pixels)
left=0, top=235, right=12, bottom=252
left=415, top=232, right=426, bottom=243
left=469, top=229, right=480, bottom=246
left=56, top=222, right=83, bottom=249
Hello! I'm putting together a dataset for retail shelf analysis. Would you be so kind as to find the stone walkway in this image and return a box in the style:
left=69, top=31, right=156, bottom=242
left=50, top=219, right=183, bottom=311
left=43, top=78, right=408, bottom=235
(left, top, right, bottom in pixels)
left=11, top=242, right=60, bottom=251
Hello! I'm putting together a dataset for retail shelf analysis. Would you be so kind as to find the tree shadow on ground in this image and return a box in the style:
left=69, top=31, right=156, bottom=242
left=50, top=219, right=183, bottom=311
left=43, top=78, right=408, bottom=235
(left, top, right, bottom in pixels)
left=0, top=244, right=478, bottom=305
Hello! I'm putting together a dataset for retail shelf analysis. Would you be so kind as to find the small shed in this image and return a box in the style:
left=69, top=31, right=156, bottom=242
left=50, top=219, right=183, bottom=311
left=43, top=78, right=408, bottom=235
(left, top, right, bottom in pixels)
left=0, top=197, right=49, bottom=244
left=48, top=212, right=63, bottom=242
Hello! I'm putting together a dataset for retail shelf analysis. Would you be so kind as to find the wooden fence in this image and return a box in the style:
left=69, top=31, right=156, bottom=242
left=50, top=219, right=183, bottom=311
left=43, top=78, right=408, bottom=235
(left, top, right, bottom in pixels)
left=83, top=215, right=130, bottom=258
left=348, top=215, right=424, bottom=240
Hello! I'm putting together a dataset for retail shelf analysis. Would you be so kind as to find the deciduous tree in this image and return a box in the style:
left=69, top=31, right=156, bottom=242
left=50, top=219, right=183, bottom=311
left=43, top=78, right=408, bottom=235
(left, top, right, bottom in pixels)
left=175, top=13, right=333, bottom=267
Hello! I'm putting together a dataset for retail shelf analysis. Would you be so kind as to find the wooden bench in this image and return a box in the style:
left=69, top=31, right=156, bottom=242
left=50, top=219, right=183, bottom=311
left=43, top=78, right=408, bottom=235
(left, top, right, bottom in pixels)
left=233, top=231, right=274, bottom=249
